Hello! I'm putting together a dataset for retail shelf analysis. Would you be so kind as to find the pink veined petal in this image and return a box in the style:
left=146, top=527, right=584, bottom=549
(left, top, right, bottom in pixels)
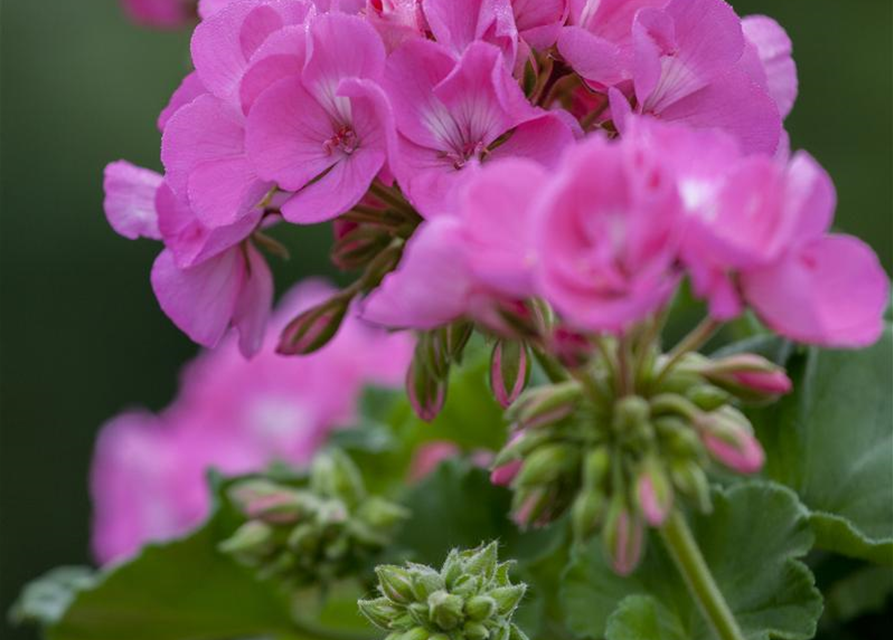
left=557, top=26, right=627, bottom=89
left=490, top=110, right=577, bottom=169
left=151, top=247, right=246, bottom=348
left=156, top=182, right=262, bottom=268
left=513, top=0, right=568, bottom=50
left=187, top=155, right=272, bottom=228
left=245, top=76, right=339, bottom=191
left=238, top=25, right=308, bottom=114
left=361, top=218, right=473, bottom=329
left=423, top=0, right=518, bottom=62
left=232, top=243, right=274, bottom=357
left=784, top=150, right=836, bottom=243
left=384, top=38, right=460, bottom=150
left=302, top=13, right=387, bottom=117
left=103, top=161, right=163, bottom=240
left=192, top=0, right=313, bottom=101
left=742, top=15, right=797, bottom=119
left=657, top=66, right=781, bottom=156
left=571, top=0, right=666, bottom=41
left=460, top=157, right=547, bottom=298
left=161, top=94, right=247, bottom=198
left=636, top=0, right=745, bottom=113
left=742, top=234, right=890, bottom=348
left=157, top=72, right=207, bottom=132
left=281, top=146, right=386, bottom=223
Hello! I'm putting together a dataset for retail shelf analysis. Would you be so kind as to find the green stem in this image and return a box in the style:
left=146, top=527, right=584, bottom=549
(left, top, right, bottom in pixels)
left=660, top=510, right=746, bottom=640
left=290, top=619, right=378, bottom=640
left=654, top=318, right=721, bottom=387
left=532, top=346, right=570, bottom=383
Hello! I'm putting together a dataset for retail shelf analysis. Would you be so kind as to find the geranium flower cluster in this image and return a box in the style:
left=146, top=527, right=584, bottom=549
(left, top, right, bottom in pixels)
left=105, top=0, right=890, bottom=574
left=91, top=281, right=410, bottom=564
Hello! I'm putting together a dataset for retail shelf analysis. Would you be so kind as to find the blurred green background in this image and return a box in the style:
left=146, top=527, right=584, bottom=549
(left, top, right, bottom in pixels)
left=0, top=1, right=890, bottom=639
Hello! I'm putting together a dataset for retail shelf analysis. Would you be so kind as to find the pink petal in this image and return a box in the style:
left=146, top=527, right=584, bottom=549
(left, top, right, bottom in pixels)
left=513, top=0, right=568, bottom=50
left=302, top=13, right=387, bottom=113
left=187, top=155, right=271, bottom=228
left=361, top=218, right=473, bottom=329
left=192, top=0, right=312, bottom=101
left=157, top=72, right=207, bottom=132
left=490, top=110, right=577, bottom=168
left=392, top=135, right=480, bottom=218
left=742, top=15, right=797, bottom=119
left=742, top=234, right=890, bottom=347
left=422, top=0, right=518, bottom=62
left=784, top=150, right=835, bottom=242
left=151, top=247, right=246, bottom=348
left=232, top=243, right=274, bottom=357
left=245, top=76, right=339, bottom=191
left=103, top=161, right=163, bottom=240
left=557, top=26, right=627, bottom=89
left=239, top=25, right=308, bottom=114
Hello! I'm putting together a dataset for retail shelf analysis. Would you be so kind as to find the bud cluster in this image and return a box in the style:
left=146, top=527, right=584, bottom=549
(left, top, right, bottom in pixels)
left=491, top=347, right=792, bottom=574
left=359, top=542, right=528, bottom=640
left=219, top=449, right=409, bottom=588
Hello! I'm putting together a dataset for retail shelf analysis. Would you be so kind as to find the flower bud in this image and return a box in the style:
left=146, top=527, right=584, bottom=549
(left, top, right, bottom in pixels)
left=511, top=487, right=549, bottom=528
left=507, top=381, right=582, bottom=430
left=490, top=299, right=544, bottom=339
left=490, top=460, right=522, bottom=487
left=228, top=480, right=307, bottom=524
left=464, top=541, right=499, bottom=580
left=514, top=443, right=578, bottom=487
left=695, top=407, right=764, bottom=474
left=331, top=224, right=393, bottom=271
left=571, top=488, right=607, bottom=540
left=635, top=458, right=673, bottom=526
left=685, top=384, right=731, bottom=411
left=406, top=355, right=447, bottom=422
left=701, top=354, right=792, bottom=401
left=464, top=621, right=490, bottom=640
left=377, top=565, right=416, bottom=604
left=428, top=591, right=465, bottom=630
left=490, top=339, right=530, bottom=408
left=611, top=396, right=651, bottom=434
left=602, top=496, right=644, bottom=576
left=277, top=294, right=350, bottom=355
left=489, top=584, right=526, bottom=616
left=582, top=446, right=611, bottom=491
left=411, top=570, right=446, bottom=601
left=357, top=496, right=411, bottom=530
left=670, top=460, right=712, bottom=513
left=465, top=595, right=497, bottom=621
left=310, top=449, right=366, bottom=506
left=443, top=321, right=474, bottom=363
left=358, top=597, right=402, bottom=629
left=549, top=326, right=592, bottom=370
left=218, top=521, right=274, bottom=558
left=400, top=627, right=431, bottom=640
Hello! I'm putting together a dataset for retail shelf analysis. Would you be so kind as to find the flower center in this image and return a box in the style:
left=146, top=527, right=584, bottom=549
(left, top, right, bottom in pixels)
left=324, top=125, right=359, bottom=156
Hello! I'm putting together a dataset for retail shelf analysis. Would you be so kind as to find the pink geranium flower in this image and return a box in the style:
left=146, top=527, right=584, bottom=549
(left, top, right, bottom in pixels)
left=533, top=133, right=682, bottom=333
left=384, top=38, right=576, bottom=217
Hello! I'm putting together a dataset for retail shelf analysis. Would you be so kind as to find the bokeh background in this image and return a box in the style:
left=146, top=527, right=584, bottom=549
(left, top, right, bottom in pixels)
left=0, top=1, right=890, bottom=639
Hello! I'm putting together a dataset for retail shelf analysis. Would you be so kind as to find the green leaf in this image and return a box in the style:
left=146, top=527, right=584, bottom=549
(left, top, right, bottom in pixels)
left=750, top=324, right=893, bottom=564
left=8, top=566, right=95, bottom=627
left=561, top=482, right=822, bottom=640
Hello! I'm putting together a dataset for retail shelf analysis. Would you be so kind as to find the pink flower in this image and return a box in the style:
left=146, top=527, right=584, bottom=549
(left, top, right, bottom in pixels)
left=422, top=0, right=518, bottom=63
left=384, top=38, right=576, bottom=217
left=245, top=14, right=395, bottom=223
left=366, top=0, right=427, bottom=51
left=561, top=0, right=782, bottom=155
left=511, top=0, right=568, bottom=52
left=533, top=133, right=682, bottom=334
left=91, top=281, right=412, bottom=564
left=121, top=0, right=195, bottom=28
left=103, top=161, right=164, bottom=240
left=362, top=158, right=547, bottom=329
left=741, top=15, right=798, bottom=120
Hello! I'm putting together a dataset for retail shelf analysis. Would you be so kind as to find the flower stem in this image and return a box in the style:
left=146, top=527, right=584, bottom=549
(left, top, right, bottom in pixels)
left=532, top=346, right=569, bottom=383
left=659, top=510, right=746, bottom=640
left=653, top=318, right=720, bottom=387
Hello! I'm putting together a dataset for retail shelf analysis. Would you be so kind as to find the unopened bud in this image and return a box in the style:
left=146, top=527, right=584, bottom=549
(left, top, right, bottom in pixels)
left=702, top=354, right=792, bottom=402
left=490, top=460, right=522, bottom=487
left=571, top=488, right=607, bottom=540
left=228, top=480, right=306, bottom=524
left=549, top=326, right=592, bottom=369
left=443, top=321, right=474, bottom=364
left=465, top=541, right=499, bottom=580
left=670, top=460, right=712, bottom=513
left=511, top=487, right=549, bottom=528
left=612, top=396, right=651, bottom=434
left=465, top=595, right=497, bottom=621
left=331, top=224, right=392, bottom=270
left=515, top=443, right=578, bottom=487
left=489, top=584, right=526, bottom=616
left=219, top=521, right=274, bottom=558
left=695, top=407, right=764, bottom=474
left=357, top=496, right=411, bottom=530
left=428, top=591, right=465, bottom=630
left=490, top=299, right=544, bottom=339
left=507, top=381, right=582, bottom=430
left=358, top=597, right=402, bottom=629
left=406, top=355, right=447, bottom=422
left=411, top=569, right=445, bottom=601
left=686, top=384, right=731, bottom=411
left=310, top=449, right=366, bottom=506
left=277, top=295, right=350, bottom=355
left=400, top=627, right=431, bottom=640
left=603, top=496, right=644, bottom=576
left=377, top=565, right=416, bottom=604
left=464, top=621, right=490, bottom=640
left=582, top=446, right=611, bottom=491
left=635, top=458, right=673, bottom=526
left=490, top=339, right=530, bottom=408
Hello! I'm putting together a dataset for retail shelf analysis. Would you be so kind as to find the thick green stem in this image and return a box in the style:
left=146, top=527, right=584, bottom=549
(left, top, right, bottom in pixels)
left=659, top=510, right=746, bottom=640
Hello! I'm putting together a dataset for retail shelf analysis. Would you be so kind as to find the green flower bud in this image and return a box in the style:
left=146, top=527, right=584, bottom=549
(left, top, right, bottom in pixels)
left=377, top=565, right=416, bottom=604
left=509, top=623, right=529, bottom=640
left=428, top=591, right=465, bottom=630
left=582, top=446, right=611, bottom=490
left=218, top=521, right=274, bottom=558
left=612, top=395, right=651, bottom=433
left=602, top=495, right=644, bottom=576
left=451, top=574, right=481, bottom=598
left=227, top=480, right=308, bottom=524
left=358, top=597, right=403, bottom=630
left=571, top=488, right=607, bottom=541
left=465, top=595, right=497, bottom=621
left=310, top=449, right=366, bottom=506
left=429, top=634, right=450, bottom=640
left=686, top=384, right=731, bottom=411
left=410, top=567, right=445, bottom=601
left=407, top=602, right=430, bottom=627
left=357, top=496, right=411, bottom=530
left=670, top=460, right=712, bottom=513
left=515, top=443, right=578, bottom=487
left=464, top=621, right=491, bottom=640
left=287, top=523, right=320, bottom=554
left=464, top=541, right=499, bottom=580
left=400, top=627, right=431, bottom=640
left=441, top=549, right=464, bottom=588
left=507, top=381, right=583, bottom=430
left=489, top=584, right=526, bottom=616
